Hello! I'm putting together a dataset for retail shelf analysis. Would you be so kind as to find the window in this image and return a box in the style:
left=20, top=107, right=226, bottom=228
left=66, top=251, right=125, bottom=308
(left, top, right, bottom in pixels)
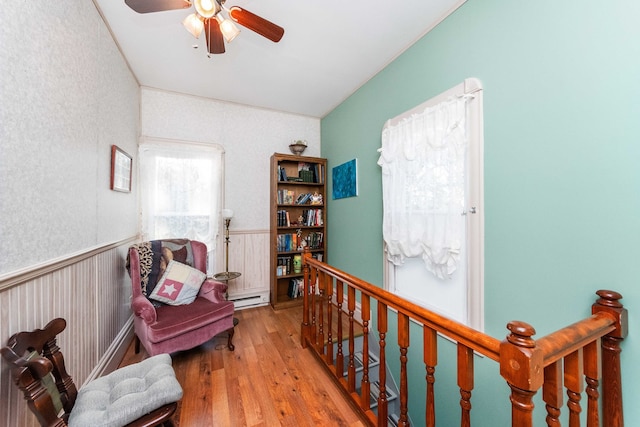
left=139, top=138, right=224, bottom=273
left=378, top=78, right=484, bottom=330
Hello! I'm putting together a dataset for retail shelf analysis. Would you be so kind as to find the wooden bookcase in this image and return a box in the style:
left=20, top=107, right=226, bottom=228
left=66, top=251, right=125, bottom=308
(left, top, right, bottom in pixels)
left=270, top=153, right=327, bottom=309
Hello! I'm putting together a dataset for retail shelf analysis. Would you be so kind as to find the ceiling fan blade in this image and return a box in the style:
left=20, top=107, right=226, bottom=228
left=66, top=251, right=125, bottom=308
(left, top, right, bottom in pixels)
left=228, top=6, right=284, bottom=43
left=124, top=0, right=191, bottom=13
left=204, top=18, right=226, bottom=54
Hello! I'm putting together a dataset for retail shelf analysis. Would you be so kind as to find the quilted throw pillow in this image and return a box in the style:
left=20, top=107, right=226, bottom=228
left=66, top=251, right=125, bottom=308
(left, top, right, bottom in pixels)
left=149, top=260, right=206, bottom=306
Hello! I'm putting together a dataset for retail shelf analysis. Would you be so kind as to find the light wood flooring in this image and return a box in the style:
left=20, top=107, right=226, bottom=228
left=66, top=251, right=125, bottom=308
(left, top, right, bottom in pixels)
left=120, top=305, right=366, bottom=427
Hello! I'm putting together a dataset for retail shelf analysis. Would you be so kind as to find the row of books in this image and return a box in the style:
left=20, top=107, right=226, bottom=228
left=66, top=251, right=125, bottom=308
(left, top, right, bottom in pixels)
left=276, top=256, right=293, bottom=276
left=306, top=232, right=324, bottom=249
left=276, top=232, right=324, bottom=252
left=288, top=278, right=304, bottom=298
left=277, top=253, right=324, bottom=277
left=301, top=209, right=323, bottom=227
left=277, top=233, right=301, bottom=252
left=278, top=162, right=324, bottom=184
left=287, top=277, right=321, bottom=298
left=277, top=189, right=295, bottom=205
left=276, top=210, right=292, bottom=227
left=277, top=209, right=323, bottom=227
left=276, top=190, right=317, bottom=205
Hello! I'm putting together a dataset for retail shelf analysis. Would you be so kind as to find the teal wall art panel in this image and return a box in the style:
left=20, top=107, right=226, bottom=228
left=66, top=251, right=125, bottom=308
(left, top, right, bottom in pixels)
left=332, top=158, right=358, bottom=199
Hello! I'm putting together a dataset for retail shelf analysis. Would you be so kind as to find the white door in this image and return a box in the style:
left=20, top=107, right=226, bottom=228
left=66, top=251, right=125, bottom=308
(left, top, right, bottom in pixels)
left=383, top=78, right=484, bottom=330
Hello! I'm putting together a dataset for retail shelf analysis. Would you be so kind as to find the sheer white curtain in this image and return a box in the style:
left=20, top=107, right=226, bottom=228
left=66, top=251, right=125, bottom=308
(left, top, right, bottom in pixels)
left=139, top=139, right=224, bottom=253
left=378, top=96, right=468, bottom=279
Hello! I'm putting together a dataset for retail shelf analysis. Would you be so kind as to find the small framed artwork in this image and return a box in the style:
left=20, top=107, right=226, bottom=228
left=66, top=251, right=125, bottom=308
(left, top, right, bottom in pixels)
left=332, top=158, right=358, bottom=199
left=110, top=145, right=132, bottom=192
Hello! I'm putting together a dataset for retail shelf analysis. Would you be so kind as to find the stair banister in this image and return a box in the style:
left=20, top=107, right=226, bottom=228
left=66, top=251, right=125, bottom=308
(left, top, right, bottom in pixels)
left=299, top=248, right=627, bottom=427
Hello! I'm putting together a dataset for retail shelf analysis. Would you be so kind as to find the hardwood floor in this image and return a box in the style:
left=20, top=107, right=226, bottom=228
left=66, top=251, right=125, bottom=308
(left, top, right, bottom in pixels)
left=120, top=305, right=366, bottom=427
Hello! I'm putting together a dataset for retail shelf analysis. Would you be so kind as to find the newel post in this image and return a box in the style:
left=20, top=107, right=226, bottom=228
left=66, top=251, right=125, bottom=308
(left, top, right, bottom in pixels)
left=300, top=246, right=313, bottom=348
left=592, top=290, right=627, bottom=427
left=499, top=321, right=544, bottom=427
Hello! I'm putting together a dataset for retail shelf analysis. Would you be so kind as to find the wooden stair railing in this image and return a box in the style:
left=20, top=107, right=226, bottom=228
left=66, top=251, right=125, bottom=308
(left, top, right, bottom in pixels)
left=300, top=248, right=627, bottom=427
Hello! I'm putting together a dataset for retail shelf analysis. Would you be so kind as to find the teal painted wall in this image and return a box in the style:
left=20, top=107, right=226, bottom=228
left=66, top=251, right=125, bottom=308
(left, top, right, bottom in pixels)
left=322, top=1, right=639, bottom=425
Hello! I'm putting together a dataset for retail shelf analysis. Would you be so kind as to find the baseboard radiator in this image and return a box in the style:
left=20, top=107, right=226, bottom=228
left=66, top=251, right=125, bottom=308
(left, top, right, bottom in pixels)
left=229, top=291, right=270, bottom=309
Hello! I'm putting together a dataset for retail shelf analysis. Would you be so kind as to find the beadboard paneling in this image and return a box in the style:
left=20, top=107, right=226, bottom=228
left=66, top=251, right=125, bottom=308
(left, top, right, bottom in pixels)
left=0, top=240, right=135, bottom=427
left=225, top=230, right=270, bottom=302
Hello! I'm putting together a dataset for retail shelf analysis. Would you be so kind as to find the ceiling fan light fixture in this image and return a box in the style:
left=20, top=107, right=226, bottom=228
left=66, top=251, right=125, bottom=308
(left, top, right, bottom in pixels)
left=182, top=13, right=204, bottom=38
left=216, top=14, right=241, bottom=43
left=193, top=0, right=219, bottom=19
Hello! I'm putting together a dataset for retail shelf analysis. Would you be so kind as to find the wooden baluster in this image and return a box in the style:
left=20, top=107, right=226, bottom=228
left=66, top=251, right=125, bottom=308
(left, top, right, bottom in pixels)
left=325, top=273, right=335, bottom=366
left=309, top=265, right=317, bottom=345
left=424, top=327, right=437, bottom=427
left=458, top=344, right=474, bottom=427
left=347, top=285, right=356, bottom=392
left=377, top=302, right=389, bottom=427
left=336, top=280, right=345, bottom=381
left=583, top=340, right=601, bottom=427
left=317, top=270, right=325, bottom=355
left=398, top=312, right=410, bottom=427
left=499, top=321, right=543, bottom=427
left=360, top=294, right=371, bottom=411
left=592, top=290, right=627, bottom=427
left=564, top=349, right=583, bottom=427
left=543, top=361, right=563, bottom=427
left=300, top=247, right=312, bottom=347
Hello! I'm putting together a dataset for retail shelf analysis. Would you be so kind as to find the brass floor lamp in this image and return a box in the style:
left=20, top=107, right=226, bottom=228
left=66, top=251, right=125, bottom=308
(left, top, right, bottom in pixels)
left=213, top=209, right=241, bottom=283
left=213, top=209, right=240, bottom=329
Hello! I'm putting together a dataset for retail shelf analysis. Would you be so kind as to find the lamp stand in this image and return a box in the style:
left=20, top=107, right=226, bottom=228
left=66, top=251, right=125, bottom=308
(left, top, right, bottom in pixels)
left=213, top=217, right=241, bottom=282
left=213, top=215, right=241, bottom=331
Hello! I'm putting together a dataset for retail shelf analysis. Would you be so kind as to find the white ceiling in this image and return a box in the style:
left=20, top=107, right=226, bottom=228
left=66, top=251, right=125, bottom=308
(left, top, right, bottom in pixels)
left=94, top=0, right=465, bottom=118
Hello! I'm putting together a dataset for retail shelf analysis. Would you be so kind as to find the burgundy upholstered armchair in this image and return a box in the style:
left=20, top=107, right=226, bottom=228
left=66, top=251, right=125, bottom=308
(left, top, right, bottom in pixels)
left=127, top=239, right=235, bottom=356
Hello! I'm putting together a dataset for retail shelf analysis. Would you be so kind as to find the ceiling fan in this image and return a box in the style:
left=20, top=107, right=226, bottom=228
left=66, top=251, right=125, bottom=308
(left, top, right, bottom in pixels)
left=124, top=0, right=284, bottom=55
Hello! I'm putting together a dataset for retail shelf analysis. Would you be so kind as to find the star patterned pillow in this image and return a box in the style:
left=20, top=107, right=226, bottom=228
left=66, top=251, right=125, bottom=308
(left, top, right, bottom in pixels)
left=149, top=260, right=206, bottom=306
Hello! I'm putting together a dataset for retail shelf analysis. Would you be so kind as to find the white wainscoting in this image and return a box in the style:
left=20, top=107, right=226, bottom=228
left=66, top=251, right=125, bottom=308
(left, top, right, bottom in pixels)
left=0, top=238, right=136, bottom=427
left=223, top=230, right=270, bottom=309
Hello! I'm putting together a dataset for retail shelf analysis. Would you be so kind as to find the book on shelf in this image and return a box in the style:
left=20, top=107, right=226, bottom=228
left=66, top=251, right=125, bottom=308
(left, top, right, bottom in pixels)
left=287, top=277, right=321, bottom=298
left=277, top=189, right=295, bottom=205
left=299, top=170, right=314, bottom=183
left=301, top=209, right=323, bottom=226
left=288, top=278, right=304, bottom=298
left=276, top=256, right=292, bottom=276
left=295, top=192, right=312, bottom=204
left=306, top=232, right=323, bottom=249
left=276, top=210, right=291, bottom=227
left=296, top=161, right=324, bottom=184
left=278, top=165, right=288, bottom=182
left=277, top=233, right=301, bottom=252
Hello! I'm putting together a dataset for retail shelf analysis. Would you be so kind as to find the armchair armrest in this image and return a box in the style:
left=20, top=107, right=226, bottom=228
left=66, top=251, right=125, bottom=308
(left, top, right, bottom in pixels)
left=198, top=279, right=228, bottom=304
left=131, top=295, right=157, bottom=323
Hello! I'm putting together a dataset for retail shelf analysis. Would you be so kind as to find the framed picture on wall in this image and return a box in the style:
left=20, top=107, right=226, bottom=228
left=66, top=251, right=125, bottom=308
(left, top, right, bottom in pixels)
left=110, top=145, right=132, bottom=192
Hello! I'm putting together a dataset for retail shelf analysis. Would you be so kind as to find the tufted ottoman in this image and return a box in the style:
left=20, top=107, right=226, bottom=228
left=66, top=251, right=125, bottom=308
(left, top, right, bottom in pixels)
left=68, top=353, right=183, bottom=427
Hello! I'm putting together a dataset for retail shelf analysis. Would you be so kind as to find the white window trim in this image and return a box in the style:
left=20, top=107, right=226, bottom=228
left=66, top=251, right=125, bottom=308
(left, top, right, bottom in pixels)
left=138, top=136, right=226, bottom=275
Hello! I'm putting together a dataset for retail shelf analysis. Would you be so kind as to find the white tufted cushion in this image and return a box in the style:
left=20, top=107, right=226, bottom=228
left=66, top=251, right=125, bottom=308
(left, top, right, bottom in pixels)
left=68, top=353, right=183, bottom=427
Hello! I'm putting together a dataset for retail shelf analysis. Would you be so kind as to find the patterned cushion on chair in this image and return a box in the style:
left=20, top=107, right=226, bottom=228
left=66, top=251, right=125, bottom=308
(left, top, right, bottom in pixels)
left=149, top=260, right=206, bottom=306
left=68, top=354, right=183, bottom=427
